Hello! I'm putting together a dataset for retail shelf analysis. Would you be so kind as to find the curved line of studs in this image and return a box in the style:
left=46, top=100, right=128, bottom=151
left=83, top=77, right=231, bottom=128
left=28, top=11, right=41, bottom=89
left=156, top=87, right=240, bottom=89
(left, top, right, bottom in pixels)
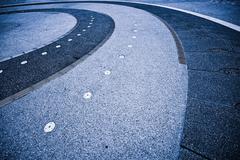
left=44, top=19, right=136, bottom=133
left=0, top=16, right=96, bottom=75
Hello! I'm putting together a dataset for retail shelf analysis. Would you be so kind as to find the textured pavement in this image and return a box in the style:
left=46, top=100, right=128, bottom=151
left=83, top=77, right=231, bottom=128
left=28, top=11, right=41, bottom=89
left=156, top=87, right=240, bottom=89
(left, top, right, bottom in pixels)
left=0, top=1, right=239, bottom=160
left=0, top=3, right=187, bottom=160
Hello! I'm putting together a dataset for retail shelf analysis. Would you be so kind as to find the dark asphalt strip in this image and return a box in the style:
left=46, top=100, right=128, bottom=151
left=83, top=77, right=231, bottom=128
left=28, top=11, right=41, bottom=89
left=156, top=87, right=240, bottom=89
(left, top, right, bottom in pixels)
left=0, top=8, right=115, bottom=101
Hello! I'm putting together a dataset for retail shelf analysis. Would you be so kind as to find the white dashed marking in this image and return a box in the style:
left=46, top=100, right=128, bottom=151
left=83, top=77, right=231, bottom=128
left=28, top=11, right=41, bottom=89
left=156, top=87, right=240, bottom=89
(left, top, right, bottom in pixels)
left=56, top=45, right=61, bottom=48
left=133, top=29, right=138, bottom=32
left=21, top=61, right=27, bottom=65
left=82, top=29, right=86, bottom=32
left=104, top=70, right=111, bottom=75
left=89, top=22, right=93, bottom=25
left=119, top=55, right=125, bottom=59
left=44, top=122, right=55, bottom=133
left=134, top=24, right=138, bottom=26
left=87, top=26, right=91, bottom=28
left=41, top=52, right=47, bottom=56
left=68, top=39, right=73, bottom=42
left=77, top=33, right=81, bottom=36
left=0, top=70, right=3, bottom=73
left=83, top=92, right=92, bottom=99
left=132, top=36, right=136, bottom=39
left=128, top=45, right=133, bottom=48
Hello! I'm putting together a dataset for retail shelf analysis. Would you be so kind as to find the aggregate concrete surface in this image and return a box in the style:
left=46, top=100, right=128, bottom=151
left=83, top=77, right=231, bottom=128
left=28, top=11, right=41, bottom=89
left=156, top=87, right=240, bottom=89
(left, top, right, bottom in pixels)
left=0, top=3, right=188, bottom=160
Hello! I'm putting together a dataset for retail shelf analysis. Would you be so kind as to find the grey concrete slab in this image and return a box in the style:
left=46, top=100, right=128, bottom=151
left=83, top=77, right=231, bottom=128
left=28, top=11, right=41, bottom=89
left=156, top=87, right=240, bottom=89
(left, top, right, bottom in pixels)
left=186, top=52, right=240, bottom=72
left=0, top=3, right=187, bottom=159
left=188, top=70, right=240, bottom=106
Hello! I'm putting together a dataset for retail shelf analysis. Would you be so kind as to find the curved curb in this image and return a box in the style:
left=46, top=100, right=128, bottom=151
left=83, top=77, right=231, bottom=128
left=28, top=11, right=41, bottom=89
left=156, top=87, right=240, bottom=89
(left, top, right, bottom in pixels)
left=0, top=0, right=240, bottom=32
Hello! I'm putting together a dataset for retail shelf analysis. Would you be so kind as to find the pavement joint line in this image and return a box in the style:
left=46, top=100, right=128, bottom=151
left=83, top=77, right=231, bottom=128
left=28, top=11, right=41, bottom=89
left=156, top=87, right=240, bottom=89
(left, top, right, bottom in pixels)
left=180, top=145, right=212, bottom=160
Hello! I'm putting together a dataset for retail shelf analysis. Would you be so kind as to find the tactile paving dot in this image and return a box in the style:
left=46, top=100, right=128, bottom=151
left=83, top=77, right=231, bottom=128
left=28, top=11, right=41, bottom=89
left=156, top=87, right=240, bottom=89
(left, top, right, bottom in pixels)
left=104, top=70, right=111, bottom=75
left=21, top=61, right=27, bottom=65
left=119, top=55, right=125, bottom=59
left=68, top=39, right=73, bottom=42
left=83, top=92, right=92, bottom=99
left=41, top=52, right=47, bottom=56
left=56, top=45, right=61, bottom=48
left=128, top=45, right=133, bottom=48
left=44, top=122, right=55, bottom=133
left=0, top=70, right=3, bottom=73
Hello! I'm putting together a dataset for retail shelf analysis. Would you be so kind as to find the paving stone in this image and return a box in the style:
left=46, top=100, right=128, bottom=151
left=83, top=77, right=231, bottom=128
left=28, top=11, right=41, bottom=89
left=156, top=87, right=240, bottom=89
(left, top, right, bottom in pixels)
left=181, top=98, right=240, bottom=160
left=188, top=70, right=240, bottom=106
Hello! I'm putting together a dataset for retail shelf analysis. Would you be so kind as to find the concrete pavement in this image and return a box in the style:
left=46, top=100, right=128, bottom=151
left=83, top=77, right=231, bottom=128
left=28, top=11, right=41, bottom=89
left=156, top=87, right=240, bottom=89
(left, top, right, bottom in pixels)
left=0, top=1, right=239, bottom=160
left=0, top=3, right=188, bottom=159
